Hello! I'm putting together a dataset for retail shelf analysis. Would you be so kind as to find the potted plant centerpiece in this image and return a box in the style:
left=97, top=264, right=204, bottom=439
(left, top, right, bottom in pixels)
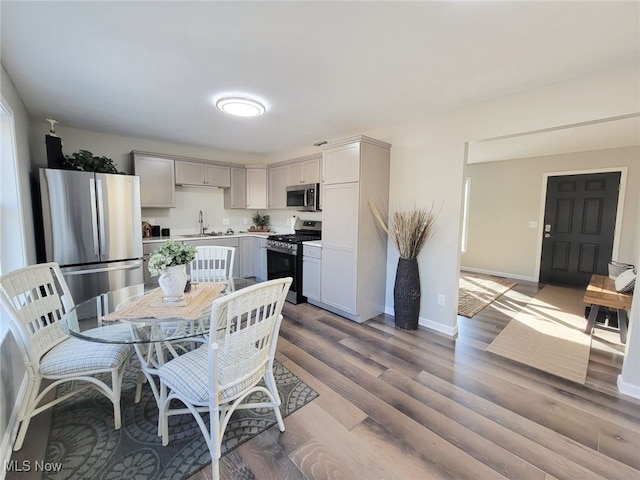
left=148, top=240, right=197, bottom=300
left=370, top=201, right=438, bottom=330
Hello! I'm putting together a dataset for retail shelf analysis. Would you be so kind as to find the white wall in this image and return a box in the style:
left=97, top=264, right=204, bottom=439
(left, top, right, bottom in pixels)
left=0, top=62, right=31, bottom=467
left=462, top=146, right=639, bottom=280
left=619, top=169, right=640, bottom=397
left=1, top=65, right=35, bottom=265
left=618, top=247, right=640, bottom=399
left=29, top=120, right=264, bottom=173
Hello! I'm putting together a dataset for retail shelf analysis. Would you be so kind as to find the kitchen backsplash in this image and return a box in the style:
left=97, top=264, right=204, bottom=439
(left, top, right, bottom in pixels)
left=142, top=186, right=321, bottom=235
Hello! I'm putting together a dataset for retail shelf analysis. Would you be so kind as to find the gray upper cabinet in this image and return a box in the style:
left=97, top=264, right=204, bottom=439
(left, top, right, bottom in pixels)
left=287, top=156, right=321, bottom=185
left=224, top=167, right=247, bottom=209
left=269, top=155, right=321, bottom=208
left=246, top=167, right=268, bottom=209
left=323, top=143, right=360, bottom=184
left=132, top=152, right=176, bottom=208
left=175, top=160, right=231, bottom=188
left=268, top=164, right=288, bottom=209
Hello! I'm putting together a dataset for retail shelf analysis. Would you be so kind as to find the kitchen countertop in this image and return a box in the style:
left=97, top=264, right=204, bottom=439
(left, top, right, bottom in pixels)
left=302, top=240, right=322, bottom=247
left=142, top=232, right=277, bottom=244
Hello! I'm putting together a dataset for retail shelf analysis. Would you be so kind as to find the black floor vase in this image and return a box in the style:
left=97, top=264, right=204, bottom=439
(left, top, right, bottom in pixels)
left=394, top=257, right=421, bottom=330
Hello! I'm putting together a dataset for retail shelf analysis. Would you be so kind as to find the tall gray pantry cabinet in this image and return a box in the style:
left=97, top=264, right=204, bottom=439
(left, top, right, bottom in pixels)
left=320, top=136, right=390, bottom=323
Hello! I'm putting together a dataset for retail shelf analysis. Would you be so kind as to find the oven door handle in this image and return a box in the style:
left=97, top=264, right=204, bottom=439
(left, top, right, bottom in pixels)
left=267, top=247, right=297, bottom=256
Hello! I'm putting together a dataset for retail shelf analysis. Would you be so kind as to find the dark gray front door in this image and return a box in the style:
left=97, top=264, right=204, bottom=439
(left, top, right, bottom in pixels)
left=540, top=172, right=621, bottom=287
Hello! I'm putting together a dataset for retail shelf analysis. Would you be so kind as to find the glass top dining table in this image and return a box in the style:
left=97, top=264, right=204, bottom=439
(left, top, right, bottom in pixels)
left=62, top=278, right=254, bottom=344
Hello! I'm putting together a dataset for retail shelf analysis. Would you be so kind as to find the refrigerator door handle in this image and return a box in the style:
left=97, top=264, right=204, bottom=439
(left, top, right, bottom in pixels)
left=63, top=261, right=143, bottom=276
left=89, top=178, right=100, bottom=256
left=96, top=178, right=107, bottom=256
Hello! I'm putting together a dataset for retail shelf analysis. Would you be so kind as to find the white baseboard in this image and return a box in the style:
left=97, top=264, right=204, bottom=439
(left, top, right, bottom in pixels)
left=419, top=317, right=458, bottom=337
left=617, top=374, right=640, bottom=400
left=461, top=266, right=537, bottom=283
left=384, top=306, right=458, bottom=338
left=0, top=373, right=28, bottom=480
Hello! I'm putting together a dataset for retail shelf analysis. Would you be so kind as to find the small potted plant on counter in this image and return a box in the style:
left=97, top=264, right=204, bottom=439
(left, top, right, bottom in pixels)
left=250, top=212, right=270, bottom=232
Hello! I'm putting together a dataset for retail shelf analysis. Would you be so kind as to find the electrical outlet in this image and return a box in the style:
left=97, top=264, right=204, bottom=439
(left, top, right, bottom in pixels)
left=222, top=218, right=230, bottom=226
left=243, top=218, right=248, bottom=225
left=437, top=294, right=446, bottom=306
left=286, top=218, right=290, bottom=226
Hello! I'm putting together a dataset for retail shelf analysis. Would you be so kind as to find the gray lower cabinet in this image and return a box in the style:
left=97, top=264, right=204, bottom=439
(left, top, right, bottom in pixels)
left=182, top=237, right=240, bottom=278
left=142, top=242, right=164, bottom=285
left=146, top=236, right=269, bottom=283
left=240, top=236, right=268, bottom=280
left=254, top=237, right=267, bottom=281
left=302, top=244, right=321, bottom=301
left=239, top=237, right=254, bottom=278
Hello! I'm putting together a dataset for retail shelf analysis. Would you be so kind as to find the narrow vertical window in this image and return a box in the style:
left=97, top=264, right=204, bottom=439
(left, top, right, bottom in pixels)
left=1, top=100, right=26, bottom=272
left=1, top=99, right=27, bottom=339
left=460, top=177, right=471, bottom=253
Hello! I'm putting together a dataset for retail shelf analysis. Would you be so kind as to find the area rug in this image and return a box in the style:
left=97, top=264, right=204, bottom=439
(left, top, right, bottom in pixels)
left=486, top=285, right=591, bottom=384
left=458, top=271, right=517, bottom=317
left=43, top=361, right=318, bottom=480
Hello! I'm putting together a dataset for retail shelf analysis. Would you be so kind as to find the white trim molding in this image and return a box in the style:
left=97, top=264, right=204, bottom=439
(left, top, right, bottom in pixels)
left=419, top=316, right=458, bottom=338
left=460, top=266, right=536, bottom=283
left=384, top=306, right=458, bottom=338
left=0, top=372, right=29, bottom=478
left=617, top=374, right=640, bottom=400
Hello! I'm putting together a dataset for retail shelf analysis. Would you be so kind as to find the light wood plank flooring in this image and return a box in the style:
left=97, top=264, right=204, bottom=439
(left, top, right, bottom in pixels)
left=8, top=282, right=639, bottom=480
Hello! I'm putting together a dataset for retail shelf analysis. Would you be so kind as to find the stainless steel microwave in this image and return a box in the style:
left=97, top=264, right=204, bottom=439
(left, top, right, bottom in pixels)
left=286, top=183, right=320, bottom=211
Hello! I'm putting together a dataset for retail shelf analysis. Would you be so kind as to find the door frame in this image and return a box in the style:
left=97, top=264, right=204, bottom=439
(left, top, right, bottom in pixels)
left=534, top=166, right=627, bottom=282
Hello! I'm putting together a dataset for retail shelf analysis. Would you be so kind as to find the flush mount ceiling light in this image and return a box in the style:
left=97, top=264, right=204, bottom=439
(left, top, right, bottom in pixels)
left=215, top=96, right=266, bottom=117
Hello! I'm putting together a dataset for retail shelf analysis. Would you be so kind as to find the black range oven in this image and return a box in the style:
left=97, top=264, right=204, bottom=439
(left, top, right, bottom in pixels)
left=266, top=220, right=321, bottom=304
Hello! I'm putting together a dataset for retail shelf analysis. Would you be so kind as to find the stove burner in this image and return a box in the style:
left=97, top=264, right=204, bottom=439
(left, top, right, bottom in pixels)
left=267, top=234, right=321, bottom=244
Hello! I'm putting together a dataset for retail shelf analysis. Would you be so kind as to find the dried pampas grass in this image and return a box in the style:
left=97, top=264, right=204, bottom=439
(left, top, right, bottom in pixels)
left=369, top=200, right=438, bottom=259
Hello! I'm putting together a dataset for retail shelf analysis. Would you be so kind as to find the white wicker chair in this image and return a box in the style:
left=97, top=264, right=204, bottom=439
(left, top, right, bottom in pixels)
left=157, top=277, right=292, bottom=480
left=0, top=262, right=133, bottom=451
left=189, top=246, right=236, bottom=283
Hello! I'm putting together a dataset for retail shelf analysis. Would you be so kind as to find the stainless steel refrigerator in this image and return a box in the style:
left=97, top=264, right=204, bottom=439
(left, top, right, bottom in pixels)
left=39, top=168, right=144, bottom=306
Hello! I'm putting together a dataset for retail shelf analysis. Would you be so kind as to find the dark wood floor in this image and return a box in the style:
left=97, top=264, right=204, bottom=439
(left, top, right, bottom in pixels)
left=9, top=281, right=639, bottom=480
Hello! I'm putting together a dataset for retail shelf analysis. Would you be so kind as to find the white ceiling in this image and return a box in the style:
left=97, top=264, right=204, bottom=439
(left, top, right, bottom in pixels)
left=1, top=1, right=639, bottom=158
left=467, top=114, right=640, bottom=164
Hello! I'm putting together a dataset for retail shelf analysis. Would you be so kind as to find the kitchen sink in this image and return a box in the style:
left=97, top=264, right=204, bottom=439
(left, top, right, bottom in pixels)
left=179, top=233, right=218, bottom=238
left=179, top=232, right=235, bottom=238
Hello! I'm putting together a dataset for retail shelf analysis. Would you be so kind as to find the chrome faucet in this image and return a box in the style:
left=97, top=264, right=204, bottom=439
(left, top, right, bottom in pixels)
left=198, top=210, right=208, bottom=236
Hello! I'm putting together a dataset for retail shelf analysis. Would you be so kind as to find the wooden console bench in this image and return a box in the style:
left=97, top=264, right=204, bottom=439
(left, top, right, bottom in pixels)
left=583, top=274, right=633, bottom=344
